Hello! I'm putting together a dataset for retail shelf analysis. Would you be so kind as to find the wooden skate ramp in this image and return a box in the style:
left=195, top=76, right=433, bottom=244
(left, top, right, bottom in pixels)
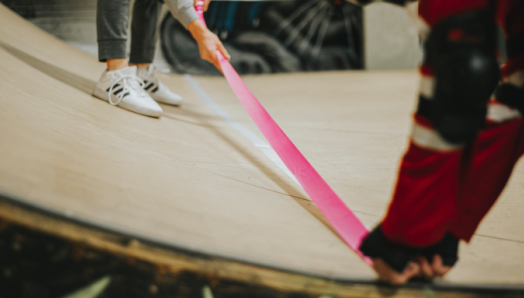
left=1, top=3, right=524, bottom=296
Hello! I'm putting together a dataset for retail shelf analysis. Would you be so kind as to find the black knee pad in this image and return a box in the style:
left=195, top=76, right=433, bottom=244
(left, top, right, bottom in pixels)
left=426, top=10, right=500, bottom=144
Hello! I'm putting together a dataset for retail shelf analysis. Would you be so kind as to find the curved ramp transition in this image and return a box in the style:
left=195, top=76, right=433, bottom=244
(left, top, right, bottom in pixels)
left=1, top=3, right=524, bottom=297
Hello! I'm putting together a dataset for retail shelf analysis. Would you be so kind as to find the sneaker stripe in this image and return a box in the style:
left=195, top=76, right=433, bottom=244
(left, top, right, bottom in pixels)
left=106, top=84, right=120, bottom=92
left=151, top=86, right=159, bottom=93
left=145, top=83, right=155, bottom=91
left=113, top=88, right=124, bottom=95
left=123, top=92, right=130, bottom=97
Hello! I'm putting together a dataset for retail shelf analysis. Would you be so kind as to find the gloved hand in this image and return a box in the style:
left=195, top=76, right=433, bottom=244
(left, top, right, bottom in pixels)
left=360, top=226, right=459, bottom=285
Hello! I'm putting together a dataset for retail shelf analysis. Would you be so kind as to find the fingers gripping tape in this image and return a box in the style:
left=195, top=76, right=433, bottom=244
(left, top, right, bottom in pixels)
left=360, top=226, right=459, bottom=273
left=422, top=233, right=459, bottom=267
left=359, top=226, right=420, bottom=272
left=426, top=10, right=500, bottom=144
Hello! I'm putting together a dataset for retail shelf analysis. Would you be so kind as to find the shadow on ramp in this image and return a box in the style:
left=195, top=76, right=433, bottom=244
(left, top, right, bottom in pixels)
left=0, top=42, right=96, bottom=94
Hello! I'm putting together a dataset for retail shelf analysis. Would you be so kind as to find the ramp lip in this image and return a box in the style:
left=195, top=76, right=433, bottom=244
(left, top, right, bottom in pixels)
left=0, top=189, right=369, bottom=281
left=2, top=190, right=524, bottom=293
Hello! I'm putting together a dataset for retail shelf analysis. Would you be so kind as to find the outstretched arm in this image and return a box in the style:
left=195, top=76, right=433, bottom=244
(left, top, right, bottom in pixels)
left=164, top=0, right=230, bottom=71
left=187, top=19, right=231, bottom=71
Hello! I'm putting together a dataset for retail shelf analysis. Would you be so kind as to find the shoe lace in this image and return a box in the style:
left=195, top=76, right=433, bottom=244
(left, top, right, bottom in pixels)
left=108, top=75, right=145, bottom=106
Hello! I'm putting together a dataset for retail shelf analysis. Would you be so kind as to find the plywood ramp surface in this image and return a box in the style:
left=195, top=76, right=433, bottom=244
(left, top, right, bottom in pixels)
left=1, top=3, right=523, bottom=285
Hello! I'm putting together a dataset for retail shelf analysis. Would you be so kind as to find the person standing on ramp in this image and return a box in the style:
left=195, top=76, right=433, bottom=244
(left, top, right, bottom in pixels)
left=92, top=0, right=229, bottom=117
left=349, top=0, right=524, bottom=285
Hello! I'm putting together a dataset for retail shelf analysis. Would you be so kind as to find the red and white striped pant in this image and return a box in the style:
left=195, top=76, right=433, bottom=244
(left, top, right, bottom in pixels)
left=381, top=0, right=524, bottom=247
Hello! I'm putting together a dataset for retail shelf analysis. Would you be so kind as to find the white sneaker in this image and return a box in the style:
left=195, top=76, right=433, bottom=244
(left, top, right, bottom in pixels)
left=92, top=66, right=163, bottom=118
left=137, top=65, right=184, bottom=106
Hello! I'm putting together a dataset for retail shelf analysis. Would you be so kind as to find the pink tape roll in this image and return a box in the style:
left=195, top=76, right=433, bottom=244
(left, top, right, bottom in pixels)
left=195, top=3, right=372, bottom=265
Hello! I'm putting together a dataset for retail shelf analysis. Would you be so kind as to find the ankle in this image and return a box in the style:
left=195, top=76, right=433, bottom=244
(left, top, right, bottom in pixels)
left=129, top=63, right=150, bottom=69
left=107, top=59, right=128, bottom=71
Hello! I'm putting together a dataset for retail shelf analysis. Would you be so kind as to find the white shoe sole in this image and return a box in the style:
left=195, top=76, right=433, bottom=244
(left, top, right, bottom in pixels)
left=151, top=96, right=183, bottom=106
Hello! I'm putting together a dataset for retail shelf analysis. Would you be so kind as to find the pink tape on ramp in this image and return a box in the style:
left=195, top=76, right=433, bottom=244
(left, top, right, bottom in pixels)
left=195, top=3, right=372, bottom=265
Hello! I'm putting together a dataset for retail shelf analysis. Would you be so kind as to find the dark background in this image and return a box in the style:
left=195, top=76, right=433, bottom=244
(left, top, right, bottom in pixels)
left=161, top=0, right=363, bottom=75
left=1, top=0, right=363, bottom=76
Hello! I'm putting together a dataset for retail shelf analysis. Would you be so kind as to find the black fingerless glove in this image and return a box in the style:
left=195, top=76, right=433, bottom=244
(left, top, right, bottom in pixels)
left=359, top=226, right=421, bottom=272
left=421, top=232, right=459, bottom=267
left=359, top=226, right=460, bottom=272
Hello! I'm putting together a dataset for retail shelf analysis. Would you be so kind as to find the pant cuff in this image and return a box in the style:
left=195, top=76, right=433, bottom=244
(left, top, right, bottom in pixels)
left=98, top=39, right=127, bottom=62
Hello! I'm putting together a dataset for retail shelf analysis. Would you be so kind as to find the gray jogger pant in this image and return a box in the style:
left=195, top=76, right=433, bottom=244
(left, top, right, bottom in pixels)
left=97, top=0, right=198, bottom=63
left=96, top=0, right=161, bottom=63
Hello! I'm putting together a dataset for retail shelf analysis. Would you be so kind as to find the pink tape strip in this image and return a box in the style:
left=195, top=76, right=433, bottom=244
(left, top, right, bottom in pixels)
left=195, top=3, right=371, bottom=265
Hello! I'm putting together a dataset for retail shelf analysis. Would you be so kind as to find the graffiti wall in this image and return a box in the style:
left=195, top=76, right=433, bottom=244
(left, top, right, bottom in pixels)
left=161, top=0, right=363, bottom=76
